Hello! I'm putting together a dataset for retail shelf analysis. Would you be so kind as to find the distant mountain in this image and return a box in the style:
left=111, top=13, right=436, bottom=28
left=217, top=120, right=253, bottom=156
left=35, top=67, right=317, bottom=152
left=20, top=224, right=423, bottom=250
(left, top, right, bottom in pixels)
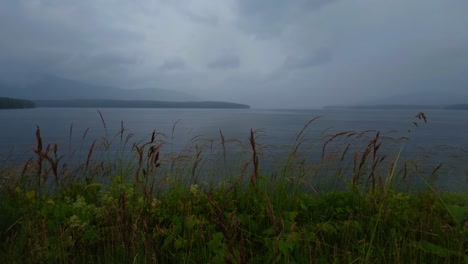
left=35, top=99, right=250, bottom=109
left=323, top=104, right=444, bottom=110
left=0, top=74, right=198, bottom=101
left=359, top=91, right=468, bottom=106
left=324, top=90, right=468, bottom=110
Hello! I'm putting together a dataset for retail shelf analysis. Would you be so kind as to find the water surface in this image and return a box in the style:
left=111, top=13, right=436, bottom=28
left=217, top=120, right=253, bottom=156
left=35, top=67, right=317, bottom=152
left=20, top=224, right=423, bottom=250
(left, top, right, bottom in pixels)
left=1, top=108, right=467, bottom=190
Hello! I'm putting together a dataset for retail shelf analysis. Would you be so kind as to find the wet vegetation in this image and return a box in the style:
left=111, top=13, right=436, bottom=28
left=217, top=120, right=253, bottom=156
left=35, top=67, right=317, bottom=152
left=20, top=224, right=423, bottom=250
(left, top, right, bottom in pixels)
left=0, top=112, right=467, bottom=263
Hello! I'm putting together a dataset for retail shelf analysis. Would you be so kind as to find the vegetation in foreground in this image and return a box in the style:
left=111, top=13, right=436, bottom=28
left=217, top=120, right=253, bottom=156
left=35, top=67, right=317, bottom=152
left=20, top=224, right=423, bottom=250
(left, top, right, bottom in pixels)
left=0, top=113, right=467, bottom=263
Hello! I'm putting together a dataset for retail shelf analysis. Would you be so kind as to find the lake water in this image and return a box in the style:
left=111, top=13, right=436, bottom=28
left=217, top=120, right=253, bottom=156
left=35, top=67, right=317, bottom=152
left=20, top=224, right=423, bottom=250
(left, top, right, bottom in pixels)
left=1, top=108, right=467, bottom=191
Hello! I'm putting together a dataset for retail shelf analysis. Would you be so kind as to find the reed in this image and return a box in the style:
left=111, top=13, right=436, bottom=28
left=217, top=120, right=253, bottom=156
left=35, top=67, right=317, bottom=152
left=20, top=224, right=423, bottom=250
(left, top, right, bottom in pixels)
left=0, top=113, right=466, bottom=263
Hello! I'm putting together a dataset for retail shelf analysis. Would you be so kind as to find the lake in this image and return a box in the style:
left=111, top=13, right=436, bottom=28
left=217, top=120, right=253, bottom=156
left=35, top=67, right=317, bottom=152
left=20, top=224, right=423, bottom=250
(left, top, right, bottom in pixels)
left=1, top=108, right=467, bottom=191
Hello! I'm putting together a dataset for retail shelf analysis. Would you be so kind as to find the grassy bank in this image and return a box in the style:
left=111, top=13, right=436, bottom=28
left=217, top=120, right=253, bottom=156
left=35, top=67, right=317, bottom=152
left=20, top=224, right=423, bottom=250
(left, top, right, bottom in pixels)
left=0, top=114, right=467, bottom=263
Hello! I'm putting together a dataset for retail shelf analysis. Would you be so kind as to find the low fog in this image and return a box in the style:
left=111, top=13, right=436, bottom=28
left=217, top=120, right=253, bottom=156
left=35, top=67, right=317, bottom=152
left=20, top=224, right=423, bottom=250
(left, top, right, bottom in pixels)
left=1, top=0, right=468, bottom=108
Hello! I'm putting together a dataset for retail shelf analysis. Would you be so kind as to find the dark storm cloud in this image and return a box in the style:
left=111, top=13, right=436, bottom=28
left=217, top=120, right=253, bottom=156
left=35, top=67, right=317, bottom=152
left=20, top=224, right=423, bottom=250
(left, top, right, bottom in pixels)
left=0, top=1, right=144, bottom=47
left=0, top=0, right=467, bottom=108
left=0, top=0, right=145, bottom=85
left=283, top=49, right=332, bottom=70
left=206, top=55, right=240, bottom=70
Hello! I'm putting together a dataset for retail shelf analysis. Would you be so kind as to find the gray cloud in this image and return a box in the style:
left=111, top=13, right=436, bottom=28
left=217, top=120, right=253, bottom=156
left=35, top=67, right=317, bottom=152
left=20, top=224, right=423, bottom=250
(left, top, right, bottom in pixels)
left=159, top=58, right=186, bottom=71
left=89, top=53, right=138, bottom=66
left=207, top=55, right=240, bottom=70
left=235, top=0, right=340, bottom=38
left=180, top=8, right=218, bottom=26
left=0, top=0, right=468, bottom=108
left=283, top=49, right=332, bottom=70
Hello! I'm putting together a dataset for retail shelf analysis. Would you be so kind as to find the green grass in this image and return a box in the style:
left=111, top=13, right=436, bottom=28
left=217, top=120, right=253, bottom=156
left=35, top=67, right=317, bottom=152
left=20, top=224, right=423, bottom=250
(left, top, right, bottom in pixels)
left=0, top=114, right=467, bottom=263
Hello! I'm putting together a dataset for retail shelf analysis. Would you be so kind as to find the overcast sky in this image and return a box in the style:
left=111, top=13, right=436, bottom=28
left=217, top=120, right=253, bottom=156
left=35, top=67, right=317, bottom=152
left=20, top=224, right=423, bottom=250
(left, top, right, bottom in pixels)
left=1, top=0, right=468, bottom=108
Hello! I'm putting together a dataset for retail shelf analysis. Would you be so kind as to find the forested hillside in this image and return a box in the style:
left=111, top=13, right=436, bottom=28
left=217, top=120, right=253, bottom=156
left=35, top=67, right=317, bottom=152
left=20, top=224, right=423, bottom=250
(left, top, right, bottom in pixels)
left=0, top=97, right=35, bottom=109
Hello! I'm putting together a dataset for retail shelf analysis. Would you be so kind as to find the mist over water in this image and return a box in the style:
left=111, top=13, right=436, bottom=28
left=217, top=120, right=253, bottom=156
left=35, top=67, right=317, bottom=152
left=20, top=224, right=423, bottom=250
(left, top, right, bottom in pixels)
left=1, top=108, right=467, bottom=191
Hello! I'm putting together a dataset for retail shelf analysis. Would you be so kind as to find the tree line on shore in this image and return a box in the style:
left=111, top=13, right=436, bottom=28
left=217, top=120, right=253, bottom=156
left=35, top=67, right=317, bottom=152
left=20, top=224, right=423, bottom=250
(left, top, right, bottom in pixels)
left=0, top=97, right=35, bottom=109
left=0, top=98, right=250, bottom=109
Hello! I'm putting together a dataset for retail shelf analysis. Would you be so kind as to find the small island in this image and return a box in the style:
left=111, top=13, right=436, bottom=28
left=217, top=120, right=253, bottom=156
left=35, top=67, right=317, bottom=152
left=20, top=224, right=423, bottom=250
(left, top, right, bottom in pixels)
left=34, top=99, right=250, bottom=109
left=444, top=104, right=468, bottom=110
left=323, top=104, right=444, bottom=110
left=323, top=104, right=468, bottom=110
left=0, top=97, right=36, bottom=109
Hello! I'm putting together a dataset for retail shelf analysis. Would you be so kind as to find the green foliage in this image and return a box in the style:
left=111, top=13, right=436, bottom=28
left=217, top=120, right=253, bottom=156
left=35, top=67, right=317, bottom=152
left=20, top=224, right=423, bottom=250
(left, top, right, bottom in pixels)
left=1, top=173, right=467, bottom=263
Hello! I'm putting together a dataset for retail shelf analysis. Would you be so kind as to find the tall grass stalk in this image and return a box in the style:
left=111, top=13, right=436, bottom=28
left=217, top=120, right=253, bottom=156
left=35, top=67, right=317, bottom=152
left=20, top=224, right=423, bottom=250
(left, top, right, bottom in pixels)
left=0, top=113, right=466, bottom=262
left=365, top=144, right=404, bottom=263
